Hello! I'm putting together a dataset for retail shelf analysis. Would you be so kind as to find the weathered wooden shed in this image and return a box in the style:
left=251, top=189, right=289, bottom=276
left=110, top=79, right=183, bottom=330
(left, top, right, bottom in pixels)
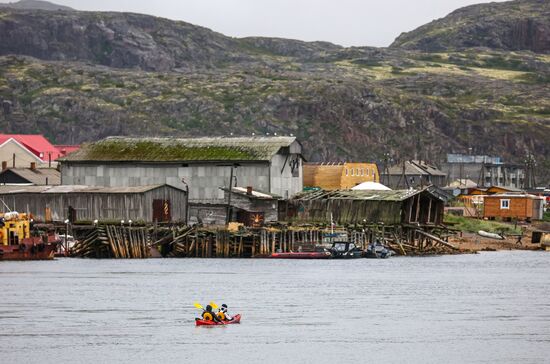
left=0, top=184, right=187, bottom=223
left=223, top=186, right=280, bottom=226
left=483, top=193, right=544, bottom=221
left=286, top=188, right=445, bottom=225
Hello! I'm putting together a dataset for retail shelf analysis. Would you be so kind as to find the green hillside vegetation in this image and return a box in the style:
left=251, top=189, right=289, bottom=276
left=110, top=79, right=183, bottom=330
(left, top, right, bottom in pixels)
left=0, top=0, right=548, bottom=183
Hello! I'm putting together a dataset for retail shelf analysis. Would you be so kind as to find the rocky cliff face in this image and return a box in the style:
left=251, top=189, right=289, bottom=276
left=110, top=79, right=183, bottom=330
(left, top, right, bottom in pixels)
left=391, top=0, right=550, bottom=53
left=0, top=3, right=549, bottom=183
left=0, top=9, right=251, bottom=71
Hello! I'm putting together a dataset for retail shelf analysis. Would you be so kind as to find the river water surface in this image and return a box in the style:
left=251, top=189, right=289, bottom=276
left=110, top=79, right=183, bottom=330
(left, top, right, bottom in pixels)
left=1, top=251, right=549, bottom=363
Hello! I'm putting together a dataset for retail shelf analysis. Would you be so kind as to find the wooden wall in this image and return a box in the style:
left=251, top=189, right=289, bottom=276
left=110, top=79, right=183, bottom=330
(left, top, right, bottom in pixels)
left=0, top=186, right=187, bottom=223
left=483, top=196, right=532, bottom=219
left=304, top=163, right=379, bottom=190
left=288, top=190, right=444, bottom=226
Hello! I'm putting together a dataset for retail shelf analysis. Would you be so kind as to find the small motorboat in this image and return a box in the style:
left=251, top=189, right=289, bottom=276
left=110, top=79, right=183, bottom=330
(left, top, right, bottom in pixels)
left=195, top=314, right=242, bottom=326
left=330, top=241, right=363, bottom=259
left=364, top=241, right=395, bottom=259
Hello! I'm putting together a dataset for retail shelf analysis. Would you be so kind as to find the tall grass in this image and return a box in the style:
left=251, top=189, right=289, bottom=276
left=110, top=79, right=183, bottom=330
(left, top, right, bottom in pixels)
left=444, top=214, right=521, bottom=234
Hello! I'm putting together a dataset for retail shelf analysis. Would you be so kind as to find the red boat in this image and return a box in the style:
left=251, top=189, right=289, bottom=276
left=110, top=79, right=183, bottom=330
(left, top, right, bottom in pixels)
left=0, top=211, right=58, bottom=261
left=269, top=251, right=332, bottom=259
left=195, top=314, right=241, bottom=326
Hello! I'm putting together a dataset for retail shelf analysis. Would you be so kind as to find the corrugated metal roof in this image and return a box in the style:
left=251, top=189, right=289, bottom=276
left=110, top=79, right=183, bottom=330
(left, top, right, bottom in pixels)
left=294, top=188, right=422, bottom=201
left=386, top=160, right=446, bottom=176
left=0, top=184, right=183, bottom=194
left=0, top=168, right=60, bottom=185
left=221, top=186, right=280, bottom=199
left=60, top=136, right=298, bottom=162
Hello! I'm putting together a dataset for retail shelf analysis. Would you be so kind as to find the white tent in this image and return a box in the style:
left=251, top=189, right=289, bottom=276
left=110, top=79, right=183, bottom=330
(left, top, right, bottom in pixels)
left=351, top=181, right=391, bottom=191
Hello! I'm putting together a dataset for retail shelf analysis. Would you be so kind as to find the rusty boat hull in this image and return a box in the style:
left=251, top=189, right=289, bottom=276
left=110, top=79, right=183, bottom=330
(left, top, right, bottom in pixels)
left=0, top=237, right=57, bottom=261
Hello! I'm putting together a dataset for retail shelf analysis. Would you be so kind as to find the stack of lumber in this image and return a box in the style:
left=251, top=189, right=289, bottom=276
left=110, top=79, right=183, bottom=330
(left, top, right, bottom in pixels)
left=71, top=225, right=150, bottom=258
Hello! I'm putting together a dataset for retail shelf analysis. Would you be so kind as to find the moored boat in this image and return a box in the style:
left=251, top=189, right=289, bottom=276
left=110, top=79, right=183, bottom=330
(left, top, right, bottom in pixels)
left=0, top=211, right=58, bottom=261
left=330, top=241, right=363, bottom=259
left=269, top=251, right=332, bottom=259
left=363, top=241, right=395, bottom=259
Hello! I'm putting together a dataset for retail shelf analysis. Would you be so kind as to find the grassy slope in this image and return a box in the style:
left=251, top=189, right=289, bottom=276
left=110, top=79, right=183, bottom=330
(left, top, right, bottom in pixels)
left=444, top=214, right=522, bottom=234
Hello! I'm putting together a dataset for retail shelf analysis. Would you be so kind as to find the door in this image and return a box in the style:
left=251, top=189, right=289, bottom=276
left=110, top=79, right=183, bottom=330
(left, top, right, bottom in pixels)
left=153, top=199, right=171, bottom=222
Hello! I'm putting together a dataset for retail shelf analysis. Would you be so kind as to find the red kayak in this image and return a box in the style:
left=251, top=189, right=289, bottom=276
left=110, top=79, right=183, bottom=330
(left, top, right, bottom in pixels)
left=195, top=314, right=241, bottom=326
left=269, top=251, right=332, bottom=259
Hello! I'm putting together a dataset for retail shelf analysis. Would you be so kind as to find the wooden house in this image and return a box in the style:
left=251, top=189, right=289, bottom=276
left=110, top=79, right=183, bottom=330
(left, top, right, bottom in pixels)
left=483, top=194, right=544, bottom=221
left=285, top=187, right=446, bottom=225
left=303, top=162, right=379, bottom=190
left=381, top=160, right=447, bottom=189
left=0, top=134, right=79, bottom=168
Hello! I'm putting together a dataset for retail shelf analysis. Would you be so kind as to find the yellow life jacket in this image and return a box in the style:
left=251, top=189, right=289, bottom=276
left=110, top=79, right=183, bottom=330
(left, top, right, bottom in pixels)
left=202, top=312, right=213, bottom=321
left=217, top=311, right=226, bottom=320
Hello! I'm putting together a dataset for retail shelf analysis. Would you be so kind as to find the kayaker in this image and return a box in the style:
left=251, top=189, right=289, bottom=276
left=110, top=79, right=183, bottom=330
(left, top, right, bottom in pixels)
left=217, top=304, right=233, bottom=321
left=201, top=305, right=220, bottom=322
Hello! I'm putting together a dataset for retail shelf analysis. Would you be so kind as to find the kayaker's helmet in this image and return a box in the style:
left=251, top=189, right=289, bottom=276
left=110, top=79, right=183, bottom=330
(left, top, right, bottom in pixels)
left=206, top=305, right=213, bottom=312
left=221, top=304, right=228, bottom=312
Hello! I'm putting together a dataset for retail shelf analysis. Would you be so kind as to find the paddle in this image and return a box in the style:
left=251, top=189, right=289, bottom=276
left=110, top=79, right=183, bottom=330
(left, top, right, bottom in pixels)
left=209, top=301, right=218, bottom=310
left=194, top=302, right=205, bottom=311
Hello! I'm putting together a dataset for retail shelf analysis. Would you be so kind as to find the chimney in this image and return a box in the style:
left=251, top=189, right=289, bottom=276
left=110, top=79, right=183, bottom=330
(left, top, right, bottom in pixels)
left=246, top=186, right=253, bottom=195
left=30, top=162, right=36, bottom=170
left=2, top=161, right=7, bottom=170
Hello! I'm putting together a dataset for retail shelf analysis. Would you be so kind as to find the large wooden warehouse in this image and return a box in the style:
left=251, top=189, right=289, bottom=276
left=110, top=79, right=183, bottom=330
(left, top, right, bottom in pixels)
left=0, top=184, right=187, bottom=223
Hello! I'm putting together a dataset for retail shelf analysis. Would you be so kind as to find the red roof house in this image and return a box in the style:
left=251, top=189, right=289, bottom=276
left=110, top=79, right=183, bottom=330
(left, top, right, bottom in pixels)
left=0, top=134, right=79, bottom=162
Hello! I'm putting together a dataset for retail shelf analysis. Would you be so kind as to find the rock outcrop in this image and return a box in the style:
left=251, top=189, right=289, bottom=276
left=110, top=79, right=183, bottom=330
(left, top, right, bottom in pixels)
left=391, top=0, right=550, bottom=53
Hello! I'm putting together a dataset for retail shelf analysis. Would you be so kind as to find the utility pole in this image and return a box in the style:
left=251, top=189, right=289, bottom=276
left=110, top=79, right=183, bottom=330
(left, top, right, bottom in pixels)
left=225, top=164, right=237, bottom=225
left=524, top=152, right=536, bottom=190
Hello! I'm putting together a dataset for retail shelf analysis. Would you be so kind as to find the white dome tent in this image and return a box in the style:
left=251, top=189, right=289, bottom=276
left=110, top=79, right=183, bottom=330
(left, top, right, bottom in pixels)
left=351, top=181, right=391, bottom=191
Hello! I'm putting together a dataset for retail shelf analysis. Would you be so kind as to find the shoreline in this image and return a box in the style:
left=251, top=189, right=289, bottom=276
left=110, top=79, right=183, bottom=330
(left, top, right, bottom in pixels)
left=450, top=232, right=543, bottom=252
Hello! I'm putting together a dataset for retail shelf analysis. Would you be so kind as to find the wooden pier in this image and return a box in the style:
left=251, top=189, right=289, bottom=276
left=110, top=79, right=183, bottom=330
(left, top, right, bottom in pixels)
left=70, top=222, right=459, bottom=259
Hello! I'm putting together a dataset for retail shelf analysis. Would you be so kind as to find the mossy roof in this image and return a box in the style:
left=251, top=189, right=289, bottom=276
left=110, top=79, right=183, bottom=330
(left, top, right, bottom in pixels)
left=60, top=136, right=298, bottom=162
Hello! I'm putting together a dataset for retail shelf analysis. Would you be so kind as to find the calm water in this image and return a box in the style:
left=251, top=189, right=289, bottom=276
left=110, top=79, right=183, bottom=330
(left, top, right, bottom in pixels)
left=1, top=252, right=549, bottom=364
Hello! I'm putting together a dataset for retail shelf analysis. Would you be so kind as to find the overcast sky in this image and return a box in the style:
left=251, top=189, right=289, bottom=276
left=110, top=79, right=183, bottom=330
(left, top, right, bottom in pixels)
left=2, top=0, right=506, bottom=46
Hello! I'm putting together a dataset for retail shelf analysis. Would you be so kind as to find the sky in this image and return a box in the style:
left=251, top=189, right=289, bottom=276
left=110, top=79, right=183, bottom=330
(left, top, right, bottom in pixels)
left=1, top=0, right=507, bottom=47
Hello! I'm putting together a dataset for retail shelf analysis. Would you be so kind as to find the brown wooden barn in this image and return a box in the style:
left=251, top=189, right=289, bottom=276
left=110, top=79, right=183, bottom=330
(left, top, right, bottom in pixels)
left=483, top=194, right=544, bottom=221
left=285, top=187, right=446, bottom=225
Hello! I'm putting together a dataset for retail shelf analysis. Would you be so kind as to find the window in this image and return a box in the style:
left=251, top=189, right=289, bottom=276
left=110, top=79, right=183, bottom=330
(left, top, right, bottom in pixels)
left=500, top=199, right=510, bottom=209
left=361, top=168, right=364, bottom=176
left=351, top=169, right=354, bottom=176
left=365, top=168, right=369, bottom=176
left=356, top=168, right=359, bottom=176
left=372, top=169, right=375, bottom=177
left=345, top=168, right=348, bottom=176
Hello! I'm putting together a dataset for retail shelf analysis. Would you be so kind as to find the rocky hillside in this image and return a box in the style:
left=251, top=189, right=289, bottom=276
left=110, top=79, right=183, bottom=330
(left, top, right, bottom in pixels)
left=0, top=2, right=549, bottom=183
left=0, top=0, right=73, bottom=11
left=392, top=0, right=550, bottom=53
left=0, top=8, right=252, bottom=71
